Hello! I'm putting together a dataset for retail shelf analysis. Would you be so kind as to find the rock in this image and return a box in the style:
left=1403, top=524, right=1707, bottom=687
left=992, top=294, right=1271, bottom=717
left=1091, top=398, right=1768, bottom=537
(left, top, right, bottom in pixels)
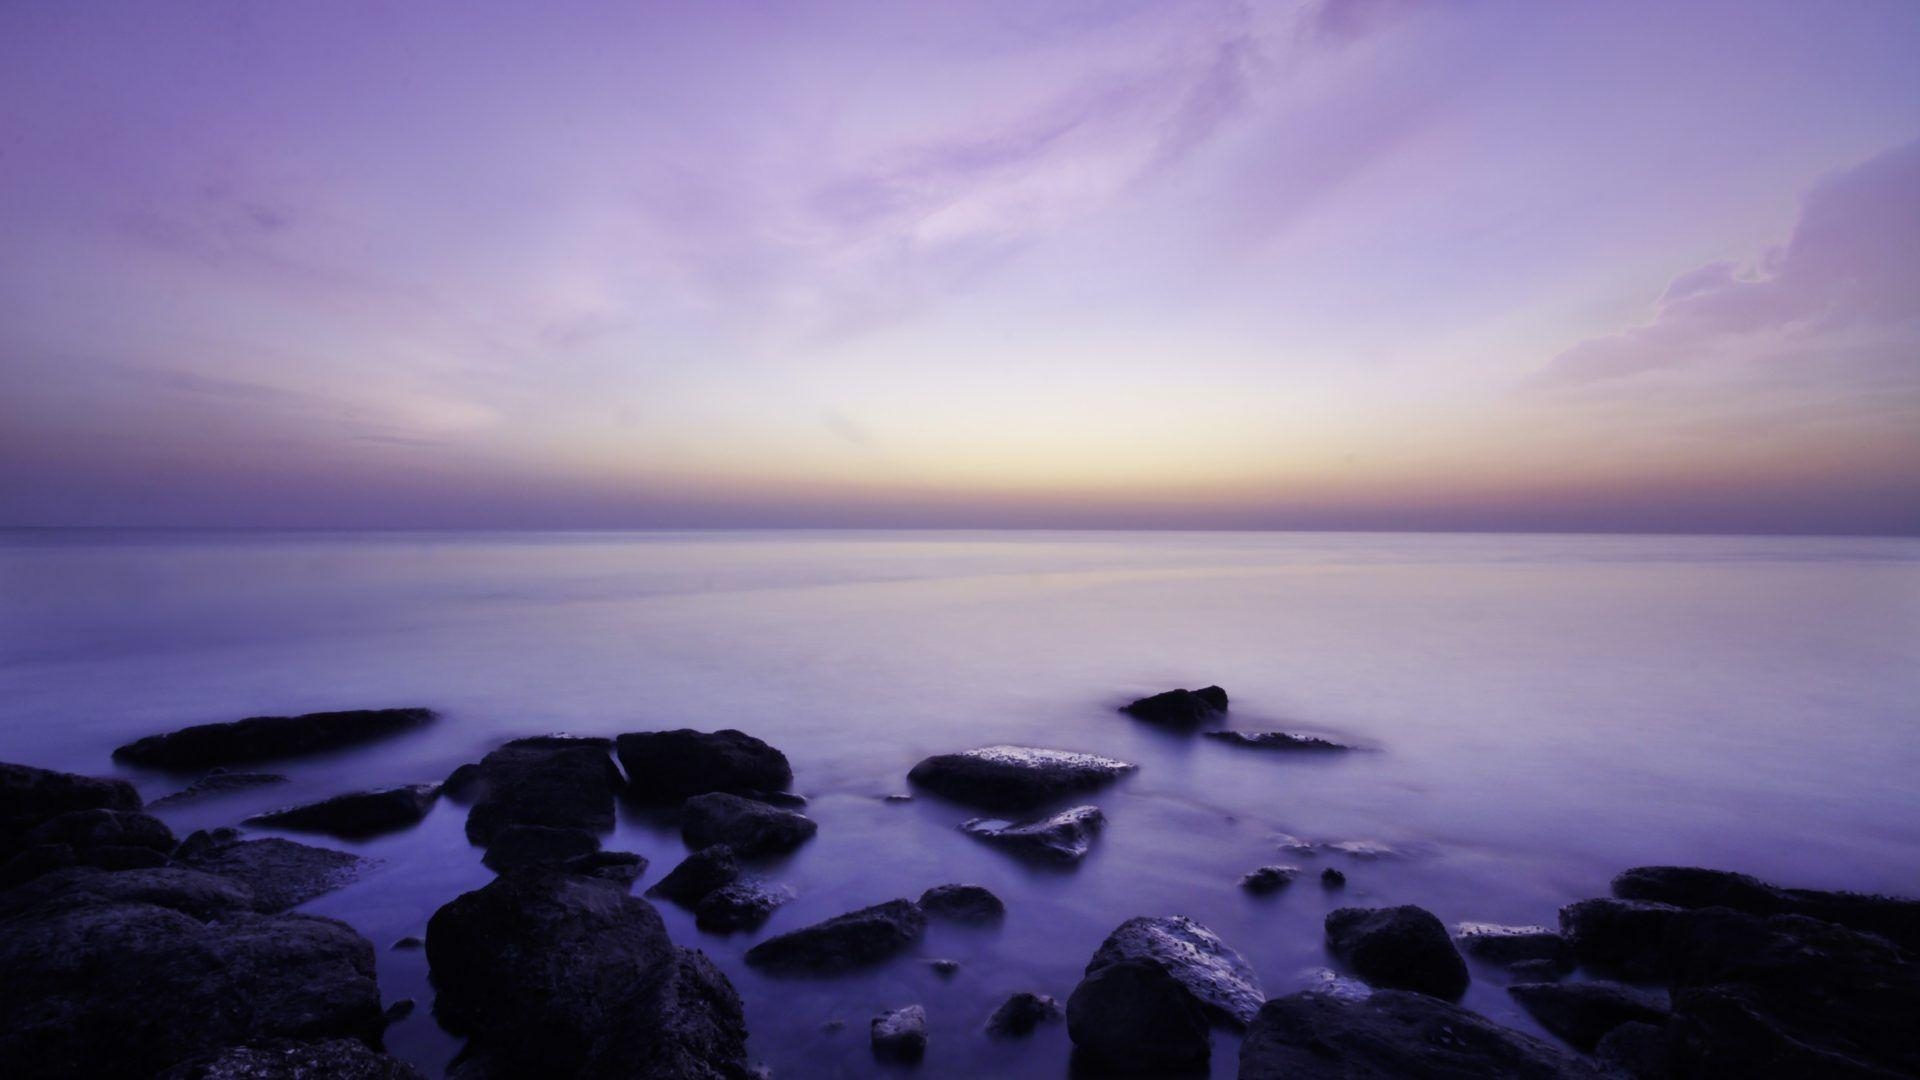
left=1085, top=915, right=1264, bottom=1028
left=1614, top=865, right=1920, bottom=954
left=111, top=708, right=435, bottom=770
left=460, top=737, right=621, bottom=845
left=743, top=899, right=925, bottom=973
left=986, top=992, right=1062, bottom=1036
left=1303, top=968, right=1375, bottom=1001
left=1509, top=959, right=1567, bottom=982
left=616, top=729, right=794, bottom=804
left=245, top=784, right=440, bottom=839
left=1509, top=981, right=1670, bottom=1051
left=0, top=843, right=169, bottom=888
left=648, top=845, right=742, bottom=907
left=870, top=1005, right=927, bottom=1063
left=1204, top=730, right=1350, bottom=751
left=441, top=762, right=483, bottom=801
left=930, top=958, right=960, bottom=976
left=681, top=792, right=816, bottom=857
left=480, top=824, right=600, bottom=873
left=150, top=770, right=291, bottom=807
left=1558, top=898, right=1684, bottom=979
left=152, top=1038, right=427, bottom=1079
left=1121, top=686, right=1228, bottom=729
left=1067, top=959, right=1211, bottom=1073
left=1594, top=1021, right=1671, bottom=1080
left=918, top=883, right=1005, bottom=923
left=960, top=805, right=1104, bottom=864
left=1238, top=989, right=1606, bottom=1078
left=1325, top=905, right=1470, bottom=1000
left=426, top=871, right=749, bottom=1078
left=1240, top=865, right=1299, bottom=894
left=392, top=936, right=423, bottom=950
left=905, top=746, right=1135, bottom=811
left=383, top=998, right=415, bottom=1023
left=0, top=866, right=386, bottom=1078
left=1322, top=867, right=1346, bottom=888
left=695, top=879, right=795, bottom=933
left=564, top=850, right=649, bottom=888
left=1456, top=922, right=1575, bottom=970
left=24, top=808, right=175, bottom=854
left=882, top=794, right=913, bottom=803
left=0, top=761, right=141, bottom=853
left=740, top=789, right=808, bottom=809
left=172, top=827, right=367, bottom=914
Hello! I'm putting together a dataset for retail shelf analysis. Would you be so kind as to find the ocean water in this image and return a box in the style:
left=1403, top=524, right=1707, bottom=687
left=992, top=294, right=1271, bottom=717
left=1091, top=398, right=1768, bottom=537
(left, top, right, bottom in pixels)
left=3, top=528, right=1917, bottom=1077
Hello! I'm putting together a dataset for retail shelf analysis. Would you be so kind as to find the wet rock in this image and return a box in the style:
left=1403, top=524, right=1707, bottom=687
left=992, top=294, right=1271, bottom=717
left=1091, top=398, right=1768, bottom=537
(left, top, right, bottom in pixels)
left=960, top=805, right=1104, bottom=864
left=383, top=998, right=416, bottom=1023
left=1510, top=980, right=1670, bottom=1051
left=1509, top=959, right=1568, bottom=982
left=1121, top=686, right=1229, bottom=729
left=1557, top=898, right=1684, bottom=979
left=1614, top=865, right=1920, bottom=954
left=441, top=762, right=483, bottom=802
left=1067, top=959, right=1211, bottom=1073
left=870, top=1005, right=927, bottom=1063
left=1204, top=730, right=1350, bottom=751
left=1240, top=865, right=1299, bottom=894
left=1303, top=968, right=1375, bottom=1001
left=0, top=842, right=170, bottom=888
left=881, top=793, right=913, bottom=803
left=460, top=737, right=621, bottom=845
left=172, top=827, right=367, bottom=914
left=24, top=807, right=175, bottom=854
left=930, top=958, right=960, bottom=976
left=1322, top=867, right=1346, bottom=888
left=112, top=708, right=435, bottom=770
left=480, top=824, right=601, bottom=873
left=648, top=845, right=742, bottom=907
left=616, top=729, right=794, bottom=804
left=681, top=792, right=817, bottom=857
left=740, top=789, right=808, bottom=809
left=1594, top=1021, right=1671, bottom=1080
left=0, top=866, right=386, bottom=1079
left=426, top=871, right=748, bottom=1078
left=1325, top=905, right=1470, bottom=1000
left=152, top=1038, right=427, bottom=1079
left=1086, top=914, right=1264, bottom=1027
left=150, top=769, right=292, bottom=807
left=905, top=745, right=1135, bottom=811
left=695, top=879, right=795, bottom=933
left=1238, top=989, right=1606, bottom=1079
left=245, top=784, right=440, bottom=839
left=986, top=992, right=1062, bottom=1036
left=392, top=936, right=423, bottom=950
left=564, top=850, right=648, bottom=888
left=0, top=761, right=141, bottom=852
left=743, top=899, right=926, bottom=973
left=918, top=883, right=1005, bottom=923
left=1455, top=922, right=1574, bottom=970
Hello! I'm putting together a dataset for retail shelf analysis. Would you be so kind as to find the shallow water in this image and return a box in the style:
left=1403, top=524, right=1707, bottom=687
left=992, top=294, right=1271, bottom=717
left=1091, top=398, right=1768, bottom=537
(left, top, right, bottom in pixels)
left=3, top=528, right=1918, bottom=1077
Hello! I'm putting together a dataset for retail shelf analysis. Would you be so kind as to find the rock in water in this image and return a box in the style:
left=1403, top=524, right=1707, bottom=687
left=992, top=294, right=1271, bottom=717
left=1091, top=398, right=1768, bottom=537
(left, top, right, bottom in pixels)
left=460, top=736, right=621, bottom=845
left=743, top=899, right=925, bottom=973
left=1067, top=959, right=1212, bottom=1073
left=918, top=883, right=1005, bottom=922
left=1509, top=981, right=1670, bottom=1051
left=1084, top=915, right=1264, bottom=1028
left=986, top=992, right=1062, bottom=1036
left=150, top=770, right=290, bottom=807
left=426, top=871, right=749, bottom=1078
left=172, top=827, right=367, bottom=914
left=616, top=729, right=793, bottom=804
left=480, top=825, right=600, bottom=873
left=1322, top=867, right=1347, bottom=888
left=1238, top=990, right=1606, bottom=1078
left=680, top=792, right=816, bottom=857
left=905, top=746, right=1135, bottom=811
left=0, top=761, right=141, bottom=851
left=695, top=879, right=795, bottom=933
left=1455, top=922, right=1575, bottom=970
left=648, top=845, right=743, bottom=907
left=1557, top=898, right=1685, bottom=979
left=1613, top=865, right=1920, bottom=954
left=562, top=850, right=649, bottom=888
left=870, top=1005, right=927, bottom=1063
left=1203, top=730, right=1350, bottom=751
left=2, top=807, right=175, bottom=887
left=153, top=1038, right=426, bottom=1079
left=245, top=784, right=440, bottom=839
left=111, top=708, right=435, bottom=770
left=960, top=806, right=1105, bottom=864
left=1120, top=686, right=1228, bottom=729
left=1239, top=865, right=1300, bottom=894
left=1325, top=905, right=1470, bottom=1000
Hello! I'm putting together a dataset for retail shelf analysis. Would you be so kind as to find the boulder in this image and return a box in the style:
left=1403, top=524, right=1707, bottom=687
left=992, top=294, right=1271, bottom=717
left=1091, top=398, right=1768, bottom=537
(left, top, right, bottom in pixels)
left=480, top=825, right=600, bottom=873
left=0, top=761, right=141, bottom=853
left=1120, top=686, right=1228, bottom=729
left=150, top=770, right=290, bottom=807
left=1085, top=915, right=1264, bottom=1028
left=1557, top=898, right=1684, bottom=979
left=1240, top=865, right=1299, bottom=894
left=1509, top=981, right=1670, bottom=1051
left=960, top=805, right=1104, bottom=864
left=1238, top=990, right=1606, bottom=1078
left=111, top=708, right=435, bottom=770
left=460, top=737, right=621, bottom=845
left=1322, top=867, right=1346, bottom=888
left=918, top=883, right=1005, bottom=923
left=1614, top=865, right=1920, bottom=954
left=153, top=1038, right=426, bottom=1079
left=905, top=746, right=1135, bottom=811
left=1204, top=730, right=1349, bottom=751
left=23, top=808, right=175, bottom=854
left=425, top=871, right=749, bottom=1078
left=680, top=793, right=816, bottom=857
left=649, top=846, right=742, bottom=907
left=930, top=958, right=959, bottom=976
left=986, top=992, right=1062, bottom=1036
left=695, top=879, right=795, bottom=933
left=172, top=828, right=366, bottom=914
left=870, top=1005, right=927, bottom=1063
left=563, top=850, right=649, bottom=888
left=245, top=784, right=439, bottom=839
left=0, top=866, right=255, bottom=922
left=1325, top=905, right=1470, bottom=1000
left=1509, top=959, right=1568, bottom=982
left=1066, top=959, right=1211, bottom=1073
left=1455, top=922, right=1575, bottom=970
left=616, top=729, right=793, bottom=804
left=1593, top=1021, right=1671, bottom=1080
left=743, top=899, right=925, bottom=973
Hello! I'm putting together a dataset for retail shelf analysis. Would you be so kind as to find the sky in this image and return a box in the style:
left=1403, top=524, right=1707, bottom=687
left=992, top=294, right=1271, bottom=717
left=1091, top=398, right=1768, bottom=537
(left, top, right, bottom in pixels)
left=2, top=0, right=1917, bottom=533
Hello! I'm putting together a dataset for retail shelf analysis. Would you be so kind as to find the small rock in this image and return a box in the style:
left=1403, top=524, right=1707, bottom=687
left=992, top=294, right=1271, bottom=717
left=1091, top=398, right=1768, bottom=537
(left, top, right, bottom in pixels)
left=0, top=761, right=141, bottom=848
left=986, top=992, right=1062, bottom=1036
left=564, top=850, right=648, bottom=888
left=1325, top=905, right=1470, bottom=1000
left=1509, top=980, right=1670, bottom=1051
left=111, top=708, right=436, bottom=769
left=1086, top=914, right=1265, bottom=1027
left=1121, top=686, right=1229, bottom=729
left=1322, top=867, right=1347, bottom=888
left=1238, top=989, right=1606, bottom=1078
left=384, top=997, right=416, bottom=1023
left=695, top=879, right=795, bottom=933
left=1508, top=959, right=1566, bottom=982
left=918, top=883, right=1005, bottom=923
left=1455, top=922, right=1574, bottom=970
left=392, top=936, right=423, bottom=950
left=1240, top=865, right=1300, bottom=894
left=481, top=824, right=601, bottom=873
left=172, top=827, right=367, bottom=913
left=930, top=958, right=960, bottom=976
left=245, top=784, right=440, bottom=839
left=871, top=1005, right=927, bottom=1063
left=1067, top=959, right=1212, bottom=1072
left=647, top=845, right=741, bottom=907
left=149, top=770, right=290, bottom=807
left=23, top=807, right=175, bottom=854
left=960, top=806, right=1104, bottom=864
left=744, top=899, right=926, bottom=973
left=681, top=793, right=817, bottom=857
left=615, top=729, right=794, bottom=804
left=1557, top=898, right=1683, bottom=979
left=905, top=746, right=1135, bottom=811
left=1205, top=730, right=1350, bottom=751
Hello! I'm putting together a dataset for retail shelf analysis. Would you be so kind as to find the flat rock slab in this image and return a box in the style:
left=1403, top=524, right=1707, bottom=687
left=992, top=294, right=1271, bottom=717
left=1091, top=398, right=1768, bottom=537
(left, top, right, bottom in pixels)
left=112, top=708, right=435, bottom=770
left=906, top=746, right=1135, bottom=811
left=961, top=805, right=1105, bottom=864
left=1326, top=905, right=1470, bottom=1000
left=245, top=784, right=440, bottom=839
left=1086, top=914, right=1265, bottom=1028
left=173, top=828, right=367, bottom=914
left=681, top=792, right=816, bottom=857
left=1613, top=864, right=1920, bottom=954
left=460, top=737, right=621, bottom=845
left=987, top=992, right=1062, bottom=1037
left=616, top=729, right=793, bottom=804
left=150, top=770, right=290, bottom=807
left=1455, top=922, right=1575, bottom=970
left=919, top=883, right=1005, bottom=922
left=1509, top=981, right=1670, bottom=1051
left=1204, top=730, right=1350, bottom=751
left=744, top=899, right=926, bottom=973
left=1239, top=990, right=1606, bottom=1079
left=1121, top=686, right=1228, bottom=729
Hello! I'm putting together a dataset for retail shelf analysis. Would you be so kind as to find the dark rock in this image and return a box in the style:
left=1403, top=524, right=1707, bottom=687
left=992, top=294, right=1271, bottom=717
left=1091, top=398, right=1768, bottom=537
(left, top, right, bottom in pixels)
left=461, top=737, right=620, bottom=845
left=740, top=789, right=807, bottom=809
left=172, top=827, right=366, bottom=913
left=905, top=745, right=1135, bottom=811
left=152, top=1038, right=427, bottom=1079
left=150, top=770, right=291, bottom=807
left=1066, top=959, right=1211, bottom=1073
left=1594, top=1021, right=1671, bottom=1080
left=616, top=729, right=794, bottom=804
left=1326, top=905, right=1470, bottom=1000
left=695, top=879, right=795, bottom=932
left=1614, top=865, right=1920, bottom=954
left=1509, top=959, right=1568, bottom=982
left=392, top=936, right=423, bottom=950
left=24, top=807, right=175, bottom=854
left=480, top=824, right=600, bottom=873
left=1322, top=867, right=1346, bottom=888
left=0, top=761, right=141, bottom=853
left=1456, top=922, right=1575, bottom=970
left=1558, top=898, right=1684, bottom=979
left=426, top=871, right=749, bottom=1078
left=1240, top=865, right=1299, bottom=894
left=111, top=708, right=435, bottom=770
left=882, top=794, right=913, bottom=803
left=1510, top=980, right=1670, bottom=1051
left=870, top=1005, right=927, bottom=1062
left=245, top=784, right=439, bottom=839
left=987, top=992, right=1062, bottom=1036
left=918, top=883, right=1005, bottom=923
left=441, top=762, right=482, bottom=802
left=0, top=865, right=256, bottom=922
left=1086, top=914, right=1264, bottom=1028
left=383, top=998, right=416, bottom=1023
left=1120, top=686, right=1228, bottom=729
left=1204, top=730, right=1350, bottom=751
left=564, top=850, right=648, bottom=888
left=960, top=805, right=1104, bottom=864
left=743, top=899, right=925, bottom=973
left=1238, top=989, right=1606, bottom=1079
left=681, top=792, right=816, bottom=857
left=648, top=845, right=742, bottom=907
left=930, top=958, right=960, bottom=976
left=0, top=842, right=171, bottom=888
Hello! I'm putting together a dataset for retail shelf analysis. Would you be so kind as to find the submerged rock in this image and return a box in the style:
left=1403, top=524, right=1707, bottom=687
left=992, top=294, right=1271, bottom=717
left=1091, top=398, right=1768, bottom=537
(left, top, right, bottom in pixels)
left=172, top=827, right=367, bottom=914
left=1238, top=990, right=1605, bottom=1078
left=460, top=736, right=621, bottom=845
left=1085, top=915, right=1265, bottom=1028
left=648, top=845, right=742, bottom=907
left=150, top=770, right=291, bottom=807
left=918, top=883, right=1005, bottom=923
left=1121, top=686, right=1229, bottom=729
left=1067, top=959, right=1211, bottom=1073
left=870, top=1005, right=927, bottom=1063
left=111, top=708, right=435, bottom=770
left=479, top=824, right=600, bottom=873
left=616, top=729, right=794, bottom=804
left=245, top=784, right=440, bottom=839
left=0, top=761, right=141, bottom=851
left=743, top=899, right=925, bottom=973
left=681, top=792, right=816, bottom=857
left=905, top=745, right=1135, bottom=811
left=695, top=879, right=795, bottom=933
left=1325, top=905, right=1470, bottom=1000
left=1509, top=980, right=1670, bottom=1051
left=1455, top=922, right=1575, bottom=970
left=1204, top=730, right=1350, bottom=751
left=153, top=1038, right=426, bottom=1079
left=1240, top=865, right=1300, bottom=894
left=986, top=992, right=1062, bottom=1037
left=1614, top=865, right=1920, bottom=953
left=960, top=805, right=1105, bottom=864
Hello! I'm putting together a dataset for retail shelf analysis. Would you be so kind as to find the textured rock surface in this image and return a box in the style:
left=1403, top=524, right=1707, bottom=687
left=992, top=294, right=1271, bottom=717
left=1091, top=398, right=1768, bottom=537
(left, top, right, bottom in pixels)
left=152, top=1039, right=426, bottom=1079
left=1067, top=959, right=1211, bottom=1073
left=112, top=709, right=435, bottom=770
left=960, top=805, right=1105, bottom=863
left=479, top=824, right=601, bottom=873
left=1121, top=686, right=1229, bottom=729
left=1238, top=990, right=1605, bottom=1079
left=459, top=737, right=620, bottom=845
left=1509, top=981, right=1670, bottom=1051
left=1325, top=905, right=1470, bottom=1000
left=986, top=992, right=1062, bottom=1036
left=1557, top=898, right=1685, bottom=979
left=1239, top=865, right=1300, bottom=894
left=1614, top=865, right=1920, bottom=953
left=905, top=746, right=1135, bottom=811
left=918, top=883, right=1005, bottom=922
left=743, top=899, right=925, bottom=973
left=1204, top=730, right=1349, bottom=751
left=1085, top=914, right=1264, bottom=1028
left=681, top=793, right=817, bottom=857
left=150, top=771, right=290, bottom=807
left=649, top=845, right=742, bottom=907
left=616, top=729, right=793, bottom=804
left=1456, top=922, right=1575, bottom=970
left=172, top=828, right=367, bottom=914
left=246, top=785, right=439, bottom=839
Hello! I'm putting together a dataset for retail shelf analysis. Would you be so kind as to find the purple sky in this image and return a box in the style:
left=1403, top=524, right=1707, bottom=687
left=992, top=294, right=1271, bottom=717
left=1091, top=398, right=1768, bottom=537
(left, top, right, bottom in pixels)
left=2, top=0, right=1917, bottom=533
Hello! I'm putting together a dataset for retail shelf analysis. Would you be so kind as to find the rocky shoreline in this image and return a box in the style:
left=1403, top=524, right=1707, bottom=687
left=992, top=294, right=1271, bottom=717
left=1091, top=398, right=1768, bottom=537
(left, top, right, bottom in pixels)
left=3, top=693, right=1916, bottom=1077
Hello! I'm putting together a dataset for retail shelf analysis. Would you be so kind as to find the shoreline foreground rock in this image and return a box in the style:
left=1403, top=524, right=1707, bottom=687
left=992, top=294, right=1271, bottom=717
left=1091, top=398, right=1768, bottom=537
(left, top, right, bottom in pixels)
left=617, top=729, right=793, bottom=804
left=112, top=709, right=436, bottom=770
